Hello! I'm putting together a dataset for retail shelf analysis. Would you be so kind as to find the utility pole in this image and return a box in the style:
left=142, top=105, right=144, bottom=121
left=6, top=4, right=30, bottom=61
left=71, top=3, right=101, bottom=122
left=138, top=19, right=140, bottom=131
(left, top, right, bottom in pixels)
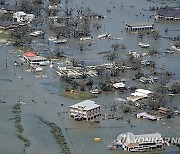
left=5, top=56, right=8, bottom=69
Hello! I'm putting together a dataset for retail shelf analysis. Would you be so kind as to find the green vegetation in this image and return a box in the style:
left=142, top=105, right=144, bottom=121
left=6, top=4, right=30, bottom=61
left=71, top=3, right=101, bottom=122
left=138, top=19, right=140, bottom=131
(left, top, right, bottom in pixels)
left=17, top=134, right=31, bottom=147
left=12, top=104, right=21, bottom=114
left=39, top=117, right=71, bottom=154
left=18, top=46, right=35, bottom=52
left=12, top=104, right=21, bottom=110
left=12, top=103, right=31, bottom=149
left=0, top=32, right=11, bottom=40
left=16, top=123, right=24, bottom=133
left=60, top=90, right=96, bottom=100
left=0, top=31, right=17, bottom=42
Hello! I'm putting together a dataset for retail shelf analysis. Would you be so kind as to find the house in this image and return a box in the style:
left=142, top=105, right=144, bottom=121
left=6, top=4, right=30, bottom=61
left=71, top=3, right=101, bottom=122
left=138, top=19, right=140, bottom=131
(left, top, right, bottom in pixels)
left=139, top=77, right=149, bottom=84
left=114, top=132, right=164, bottom=152
left=112, top=82, right=126, bottom=91
left=157, top=107, right=172, bottom=115
left=69, top=100, right=100, bottom=121
left=27, top=56, right=49, bottom=66
left=23, top=52, right=49, bottom=66
left=125, top=22, right=155, bottom=31
left=127, top=89, right=153, bottom=102
left=13, top=11, right=35, bottom=23
left=157, top=107, right=173, bottom=118
left=83, top=11, right=104, bottom=19
left=137, top=112, right=161, bottom=121
left=155, top=9, right=180, bottom=20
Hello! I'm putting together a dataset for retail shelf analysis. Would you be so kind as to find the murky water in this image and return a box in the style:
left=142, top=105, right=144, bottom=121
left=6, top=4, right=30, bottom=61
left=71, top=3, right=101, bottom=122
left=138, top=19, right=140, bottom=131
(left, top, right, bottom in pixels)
left=0, top=0, right=180, bottom=154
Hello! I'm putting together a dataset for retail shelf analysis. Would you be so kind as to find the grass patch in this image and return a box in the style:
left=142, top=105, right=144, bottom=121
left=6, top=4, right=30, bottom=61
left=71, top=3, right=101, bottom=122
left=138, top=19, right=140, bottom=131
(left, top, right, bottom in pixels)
left=18, top=46, right=35, bottom=52
left=60, top=90, right=96, bottom=100
left=0, top=31, right=17, bottom=42
left=0, top=32, right=11, bottom=40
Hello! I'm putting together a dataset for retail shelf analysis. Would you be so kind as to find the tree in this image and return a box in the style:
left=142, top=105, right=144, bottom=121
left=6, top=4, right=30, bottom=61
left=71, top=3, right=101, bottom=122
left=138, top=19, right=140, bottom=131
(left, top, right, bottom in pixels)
left=169, top=83, right=180, bottom=94
left=0, top=0, right=7, bottom=5
left=93, top=22, right=102, bottom=30
left=110, top=43, right=121, bottom=51
left=104, top=52, right=118, bottom=61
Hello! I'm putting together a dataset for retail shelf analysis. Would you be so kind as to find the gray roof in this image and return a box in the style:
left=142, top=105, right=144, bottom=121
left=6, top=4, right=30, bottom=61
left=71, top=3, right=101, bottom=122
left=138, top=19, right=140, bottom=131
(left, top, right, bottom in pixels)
left=0, top=5, right=22, bottom=12
left=157, top=9, right=180, bottom=18
left=0, top=20, right=19, bottom=27
left=28, top=56, right=47, bottom=61
left=69, top=100, right=100, bottom=111
left=126, top=22, right=154, bottom=27
left=85, top=11, right=103, bottom=17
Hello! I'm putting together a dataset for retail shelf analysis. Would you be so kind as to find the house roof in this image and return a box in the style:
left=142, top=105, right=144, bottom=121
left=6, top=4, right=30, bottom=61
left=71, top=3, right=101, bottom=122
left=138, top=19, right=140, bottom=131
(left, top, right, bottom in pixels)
left=24, top=52, right=37, bottom=57
left=0, top=5, right=22, bottom=12
left=126, top=22, right=154, bottom=27
left=135, top=89, right=153, bottom=95
left=27, top=56, right=47, bottom=61
left=0, top=20, right=19, bottom=28
left=69, top=100, right=100, bottom=111
left=127, top=95, right=143, bottom=102
left=85, top=11, right=103, bottom=18
left=14, top=11, right=26, bottom=16
left=158, top=107, right=170, bottom=112
left=137, top=112, right=157, bottom=120
left=157, top=9, right=180, bottom=18
left=113, top=82, right=126, bottom=89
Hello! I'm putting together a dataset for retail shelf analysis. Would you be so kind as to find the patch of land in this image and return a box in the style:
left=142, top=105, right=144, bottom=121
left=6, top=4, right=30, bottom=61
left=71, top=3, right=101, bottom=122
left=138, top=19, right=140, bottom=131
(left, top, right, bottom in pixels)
left=60, top=90, right=96, bottom=100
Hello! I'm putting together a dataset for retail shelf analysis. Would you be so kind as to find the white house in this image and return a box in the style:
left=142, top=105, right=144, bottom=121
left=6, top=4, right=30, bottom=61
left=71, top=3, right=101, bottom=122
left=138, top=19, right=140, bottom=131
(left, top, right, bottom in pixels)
left=69, top=100, right=100, bottom=121
left=127, top=89, right=154, bottom=102
left=112, top=82, right=126, bottom=90
left=114, top=132, right=164, bottom=152
left=13, top=11, right=35, bottom=23
left=137, top=112, right=161, bottom=121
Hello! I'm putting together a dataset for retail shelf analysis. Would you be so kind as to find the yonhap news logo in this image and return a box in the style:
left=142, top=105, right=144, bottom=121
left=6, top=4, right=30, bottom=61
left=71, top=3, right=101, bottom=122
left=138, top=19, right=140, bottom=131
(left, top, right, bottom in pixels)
left=131, top=137, right=180, bottom=146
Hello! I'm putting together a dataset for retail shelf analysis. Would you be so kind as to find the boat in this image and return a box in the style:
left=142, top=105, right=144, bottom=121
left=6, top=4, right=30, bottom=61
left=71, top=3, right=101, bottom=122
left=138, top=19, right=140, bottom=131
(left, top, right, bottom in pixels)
left=139, top=42, right=150, bottom=48
left=54, top=39, right=67, bottom=44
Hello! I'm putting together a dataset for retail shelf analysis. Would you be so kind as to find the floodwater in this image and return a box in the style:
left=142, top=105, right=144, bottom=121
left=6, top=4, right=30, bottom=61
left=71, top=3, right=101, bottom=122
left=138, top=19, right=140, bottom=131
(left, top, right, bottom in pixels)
left=0, top=0, right=180, bottom=154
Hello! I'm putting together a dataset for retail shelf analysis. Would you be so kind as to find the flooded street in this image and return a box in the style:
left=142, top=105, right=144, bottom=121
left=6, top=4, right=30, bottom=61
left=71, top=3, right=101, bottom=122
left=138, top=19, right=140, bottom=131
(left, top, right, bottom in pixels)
left=0, top=0, right=180, bottom=154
